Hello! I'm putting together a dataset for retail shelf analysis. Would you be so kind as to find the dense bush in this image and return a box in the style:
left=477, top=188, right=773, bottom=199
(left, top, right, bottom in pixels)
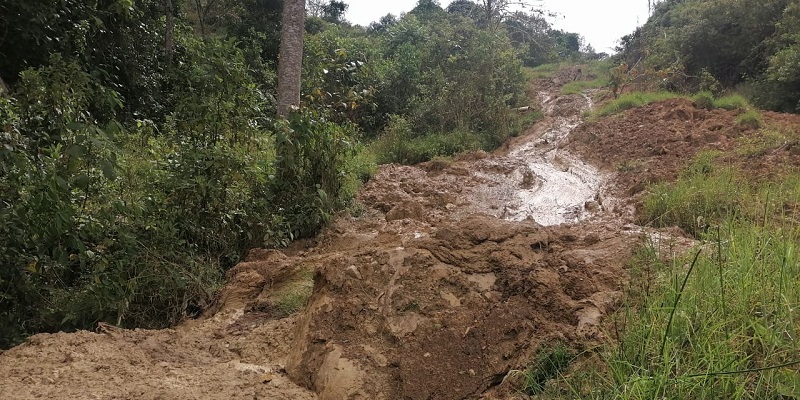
left=616, top=0, right=800, bottom=112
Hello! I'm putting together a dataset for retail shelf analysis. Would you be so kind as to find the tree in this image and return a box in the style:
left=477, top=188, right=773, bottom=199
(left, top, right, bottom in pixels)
left=189, top=0, right=242, bottom=36
left=321, top=0, right=348, bottom=23
left=165, top=0, right=175, bottom=65
left=276, top=0, right=306, bottom=117
left=447, top=0, right=483, bottom=21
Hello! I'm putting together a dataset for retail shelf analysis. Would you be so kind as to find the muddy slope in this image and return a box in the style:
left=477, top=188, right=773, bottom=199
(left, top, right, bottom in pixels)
left=1, top=68, right=763, bottom=399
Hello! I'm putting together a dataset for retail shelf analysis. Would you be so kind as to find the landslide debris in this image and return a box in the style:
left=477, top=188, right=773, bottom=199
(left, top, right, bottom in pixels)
left=5, top=67, right=780, bottom=399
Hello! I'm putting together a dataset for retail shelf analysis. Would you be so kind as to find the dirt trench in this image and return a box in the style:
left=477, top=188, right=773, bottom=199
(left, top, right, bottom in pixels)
left=0, top=69, right=665, bottom=399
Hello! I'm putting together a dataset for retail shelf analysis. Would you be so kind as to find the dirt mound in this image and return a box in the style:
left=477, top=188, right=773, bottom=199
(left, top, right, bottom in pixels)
left=0, top=312, right=313, bottom=399
left=566, top=98, right=753, bottom=197
left=282, top=216, right=634, bottom=399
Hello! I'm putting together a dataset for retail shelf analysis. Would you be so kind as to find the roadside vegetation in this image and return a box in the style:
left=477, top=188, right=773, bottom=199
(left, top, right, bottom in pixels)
left=615, top=0, right=800, bottom=113
left=537, top=146, right=800, bottom=398
left=521, top=0, right=800, bottom=389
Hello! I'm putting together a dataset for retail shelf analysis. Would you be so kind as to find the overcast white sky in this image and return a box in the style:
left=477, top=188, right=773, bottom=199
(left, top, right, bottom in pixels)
left=343, top=0, right=650, bottom=53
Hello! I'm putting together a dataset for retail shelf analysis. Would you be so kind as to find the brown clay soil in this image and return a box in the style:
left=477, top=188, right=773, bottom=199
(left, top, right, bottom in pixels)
left=3, top=67, right=800, bottom=400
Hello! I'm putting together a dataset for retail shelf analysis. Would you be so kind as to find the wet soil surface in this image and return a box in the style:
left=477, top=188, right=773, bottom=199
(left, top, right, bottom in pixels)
left=4, top=67, right=797, bottom=399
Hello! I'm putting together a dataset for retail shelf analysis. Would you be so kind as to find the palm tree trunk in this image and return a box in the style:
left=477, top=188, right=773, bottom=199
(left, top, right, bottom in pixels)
left=275, top=0, right=306, bottom=186
left=276, top=0, right=306, bottom=118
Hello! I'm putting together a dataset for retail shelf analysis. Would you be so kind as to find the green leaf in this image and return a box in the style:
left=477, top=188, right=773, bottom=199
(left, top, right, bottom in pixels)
left=75, top=173, right=91, bottom=190
left=100, top=160, right=117, bottom=181
left=67, top=122, right=87, bottom=131
left=55, top=176, right=69, bottom=190
left=65, top=144, right=88, bottom=157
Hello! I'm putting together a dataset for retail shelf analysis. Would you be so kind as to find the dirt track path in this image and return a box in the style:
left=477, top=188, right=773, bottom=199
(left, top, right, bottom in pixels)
left=0, top=70, right=646, bottom=400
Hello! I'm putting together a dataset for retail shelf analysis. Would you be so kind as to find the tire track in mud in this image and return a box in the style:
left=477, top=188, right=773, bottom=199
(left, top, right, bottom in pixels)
left=0, top=72, right=655, bottom=400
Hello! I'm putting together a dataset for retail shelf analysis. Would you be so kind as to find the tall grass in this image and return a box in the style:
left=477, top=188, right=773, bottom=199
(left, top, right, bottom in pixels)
left=544, top=156, right=800, bottom=399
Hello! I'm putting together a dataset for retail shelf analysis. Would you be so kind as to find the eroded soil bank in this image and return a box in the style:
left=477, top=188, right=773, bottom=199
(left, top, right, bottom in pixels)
left=3, top=67, right=779, bottom=399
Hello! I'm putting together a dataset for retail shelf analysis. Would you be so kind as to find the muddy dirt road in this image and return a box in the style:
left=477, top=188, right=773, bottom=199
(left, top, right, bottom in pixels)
left=2, top=68, right=756, bottom=399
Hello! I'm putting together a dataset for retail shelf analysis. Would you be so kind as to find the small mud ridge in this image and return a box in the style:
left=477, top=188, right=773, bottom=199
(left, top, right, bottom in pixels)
left=0, top=69, right=647, bottom=400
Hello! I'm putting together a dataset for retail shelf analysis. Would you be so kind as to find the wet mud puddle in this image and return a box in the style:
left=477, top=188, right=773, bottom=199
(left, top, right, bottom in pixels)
left=472, top=92, right=606, bottom=225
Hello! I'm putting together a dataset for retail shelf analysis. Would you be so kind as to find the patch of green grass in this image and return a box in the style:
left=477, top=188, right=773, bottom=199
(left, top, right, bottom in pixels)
left=562, top=77, right=608, bottom=95
left=273, top=269, right=314, bottom=317
left=546, top=154, right=800, bottom=399
left=641, top=151, right=742, bottom=237
left=713, top=94, right=751, bottom=110
left=736, top=109, right=762, bottom=128
left=691, top=91, right=716, bottom=110
left=342, top=143, right=378, bottom=198
left=595, top=91, right=754, bottom=119
left=693, top=92, right=752, bottom=111
left=525, top=63, right=562, bottom=80
left=370, top=128, right=488, bottom=165
left=737, top=129, right=792, bottom=157
left=522, top=343, right=577, bottom=395
left=593, top=92, right=686, bottom=117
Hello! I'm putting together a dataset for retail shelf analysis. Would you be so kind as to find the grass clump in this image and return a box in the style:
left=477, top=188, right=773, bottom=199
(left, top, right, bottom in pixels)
left=691, top=91, right=716, bottom=110
left=522, top=343, right=577, bottom=395
left=562, top=77, right=608, bottom=95
left=713, top=94, right=751, bottom=110
left=594, top=92, right=685, bottom=117
left=273, top=269, right=314, bottom=317
left=736, top=109, right=763, bottom=128
left=525, top=63, right=562, bottom=80
left=370, top=111, right=542, bottom=166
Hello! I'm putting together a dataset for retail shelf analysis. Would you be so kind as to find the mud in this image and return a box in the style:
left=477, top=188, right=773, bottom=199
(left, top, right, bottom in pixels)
left=1, top=67, right=774, bottom=399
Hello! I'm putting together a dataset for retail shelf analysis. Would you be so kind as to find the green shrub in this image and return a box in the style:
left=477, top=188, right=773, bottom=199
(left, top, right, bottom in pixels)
left=691, top=91, right=715, bottom=110
left=370, top=115, right=487, bottom=165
